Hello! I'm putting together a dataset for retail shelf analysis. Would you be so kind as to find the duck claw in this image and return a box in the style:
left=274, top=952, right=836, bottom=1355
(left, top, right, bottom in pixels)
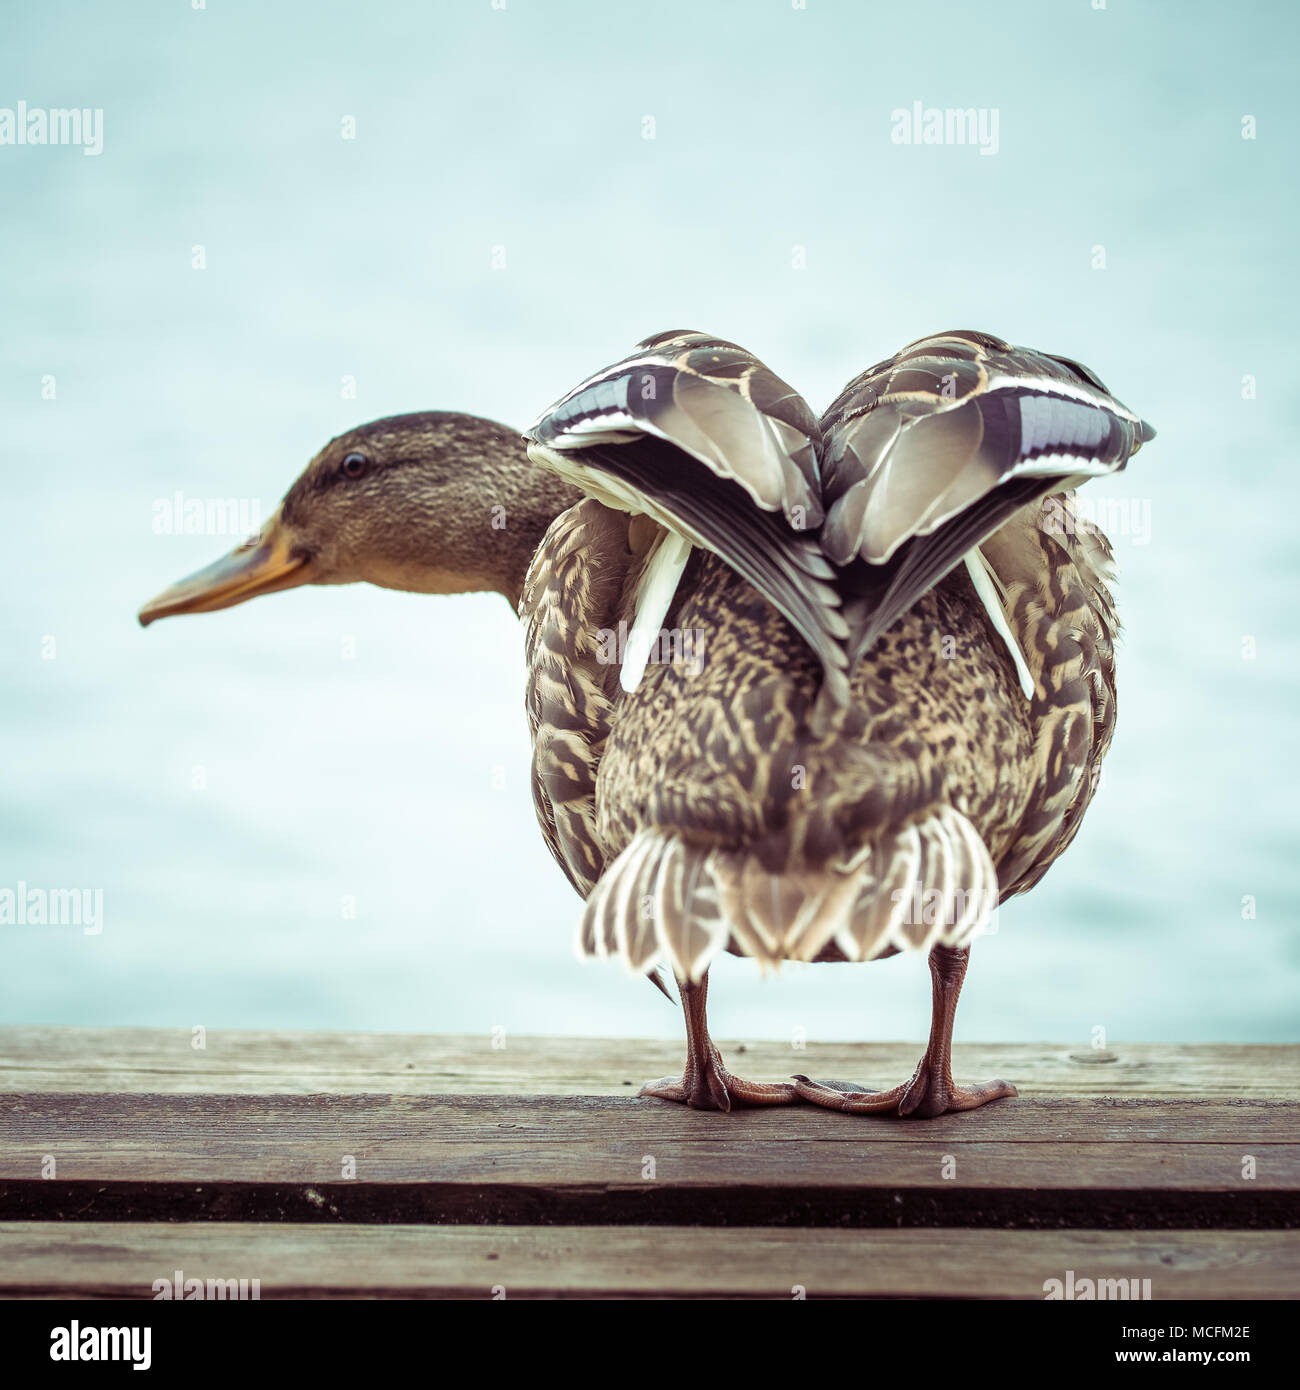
left=792, top=1062, right=1016, bottom=1118
left=641, top=1046, right=802, bottom=1111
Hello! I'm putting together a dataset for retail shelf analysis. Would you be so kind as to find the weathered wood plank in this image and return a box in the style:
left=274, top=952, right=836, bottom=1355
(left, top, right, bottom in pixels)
left=1, top=1094, right=1294, bottom=1228
left=1, top=1028, right=1295, bottom=1098
left=3, top=1090, right=1295, bottom=1144
left=1, top=1222, right=1294, bottom=1299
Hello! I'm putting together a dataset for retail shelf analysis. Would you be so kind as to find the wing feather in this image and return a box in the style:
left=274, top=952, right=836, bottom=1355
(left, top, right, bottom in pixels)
left=526, top=330, right=850, bottom=703
left=820, top=329, right=1154, bottom=666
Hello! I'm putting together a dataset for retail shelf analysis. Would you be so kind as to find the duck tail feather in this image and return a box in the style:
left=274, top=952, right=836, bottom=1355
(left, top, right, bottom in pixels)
left=579, top=808, right=998, bottom=978
left=579, top=829, right=731, bottom=983
left=834, top=807, right=998, bottom=962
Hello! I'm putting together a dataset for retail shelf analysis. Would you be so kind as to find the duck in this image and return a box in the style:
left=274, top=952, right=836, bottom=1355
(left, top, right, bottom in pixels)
left=137, top=327, right=1153, bottom=1119
left=521, top=328, right=1152, bottom=1116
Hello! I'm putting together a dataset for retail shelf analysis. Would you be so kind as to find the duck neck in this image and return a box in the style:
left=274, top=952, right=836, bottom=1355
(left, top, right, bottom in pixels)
left=449, top=419, right=581, bottom=610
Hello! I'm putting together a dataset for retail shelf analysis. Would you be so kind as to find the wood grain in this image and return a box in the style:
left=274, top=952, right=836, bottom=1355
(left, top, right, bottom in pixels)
left=1, top=1221, right=1294, bottom=1299
left=2, top=1030, right=1296, bottom=1297
left=1, top=1092, right=1294, bottom=1228
left=1, top=1027, right=1295, bottom=1098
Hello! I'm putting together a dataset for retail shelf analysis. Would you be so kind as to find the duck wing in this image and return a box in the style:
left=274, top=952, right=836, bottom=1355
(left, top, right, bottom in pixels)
left=521, top=499, right=630, bottom=900
left=819, top=329, right=1155, bottom=666
left=525, top=330, right=850, bottom=704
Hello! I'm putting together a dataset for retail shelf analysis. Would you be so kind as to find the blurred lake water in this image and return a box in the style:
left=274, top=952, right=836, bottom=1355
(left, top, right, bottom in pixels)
left=1, top=1, right=1296, bottom=1045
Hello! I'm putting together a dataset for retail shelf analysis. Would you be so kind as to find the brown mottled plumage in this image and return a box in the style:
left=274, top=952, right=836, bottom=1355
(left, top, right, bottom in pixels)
left=520, top=490, right=1114, bottom=962
left=987, top=495, right=1120, bottom=896
left=523, top=328, right=1149, bottom=1116
left=521, top=499, right=631, bottom=897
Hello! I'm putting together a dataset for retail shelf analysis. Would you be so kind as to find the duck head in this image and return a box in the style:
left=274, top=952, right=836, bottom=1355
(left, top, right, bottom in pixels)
left=138, top=411, right=578, bottom=626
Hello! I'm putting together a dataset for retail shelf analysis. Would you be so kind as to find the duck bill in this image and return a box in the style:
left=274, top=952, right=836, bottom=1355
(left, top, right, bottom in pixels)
left=138, top=510, right=312, bottom=628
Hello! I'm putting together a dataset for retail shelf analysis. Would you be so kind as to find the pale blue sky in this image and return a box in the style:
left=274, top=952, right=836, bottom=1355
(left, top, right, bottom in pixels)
left=1, top=1, right=1296, bottom=1045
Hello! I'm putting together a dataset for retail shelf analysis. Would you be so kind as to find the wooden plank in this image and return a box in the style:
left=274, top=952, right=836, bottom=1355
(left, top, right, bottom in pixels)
left=0, top=1221, right=1295, bottom=1299
left=7, top=1089, right=1294, bottom=1145
left=1, top=1094, right=1295, bottom=1228
left=1, top=1027, right=1296, bottom=1098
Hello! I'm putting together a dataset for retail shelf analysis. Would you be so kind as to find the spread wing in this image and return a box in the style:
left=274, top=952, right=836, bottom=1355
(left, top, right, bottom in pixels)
left=525, top=330, right=850, bottom=704
left=819, top=329, right=1155, bottom=665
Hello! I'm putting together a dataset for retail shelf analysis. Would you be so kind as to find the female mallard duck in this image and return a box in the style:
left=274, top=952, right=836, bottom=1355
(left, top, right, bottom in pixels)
left=138, top=328, right=1152, bottom=1119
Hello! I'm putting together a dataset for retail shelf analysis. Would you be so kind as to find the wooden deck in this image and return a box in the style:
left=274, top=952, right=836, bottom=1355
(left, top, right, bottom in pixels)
left=1, top=1028, right=1296, bottom=1299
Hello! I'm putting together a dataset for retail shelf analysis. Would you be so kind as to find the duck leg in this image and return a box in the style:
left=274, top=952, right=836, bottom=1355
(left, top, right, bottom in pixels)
left=640, top=972, right=801, bottom=1111
left=792, top=944, right=1017, bottom=1118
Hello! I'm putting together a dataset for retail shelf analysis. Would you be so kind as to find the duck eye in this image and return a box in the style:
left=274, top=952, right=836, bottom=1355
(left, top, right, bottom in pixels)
left=341, top=452, right=368, bottom=479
